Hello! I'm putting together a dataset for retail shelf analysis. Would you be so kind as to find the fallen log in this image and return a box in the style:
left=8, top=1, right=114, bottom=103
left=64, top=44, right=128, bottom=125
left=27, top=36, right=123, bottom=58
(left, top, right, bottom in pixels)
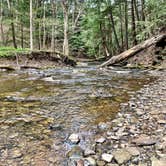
left=99, top=34, right=166, bottom=67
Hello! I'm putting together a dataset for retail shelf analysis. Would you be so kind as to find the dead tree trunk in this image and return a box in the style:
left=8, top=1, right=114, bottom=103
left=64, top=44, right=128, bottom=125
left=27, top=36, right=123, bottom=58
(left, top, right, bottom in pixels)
left=99, top=34, right=166, bottom=67
left=61, top=1, right=69, bottom=56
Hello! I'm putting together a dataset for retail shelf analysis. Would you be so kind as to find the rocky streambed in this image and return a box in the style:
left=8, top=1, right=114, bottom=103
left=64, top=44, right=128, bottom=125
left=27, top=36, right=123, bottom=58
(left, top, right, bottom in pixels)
left=0, top=65, right=165, bottom=166
left=67, top=70, right=166, bottom=166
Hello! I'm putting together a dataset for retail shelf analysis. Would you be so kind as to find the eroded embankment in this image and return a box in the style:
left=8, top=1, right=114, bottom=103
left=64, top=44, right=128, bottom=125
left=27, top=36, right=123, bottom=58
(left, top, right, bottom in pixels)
left=0, top=51, right=76, bottom=70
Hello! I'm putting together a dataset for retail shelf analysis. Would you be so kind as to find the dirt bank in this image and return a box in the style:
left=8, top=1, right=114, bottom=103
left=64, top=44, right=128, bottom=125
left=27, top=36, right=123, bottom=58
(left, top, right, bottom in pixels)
left=0, top=51, right=76, bottom=70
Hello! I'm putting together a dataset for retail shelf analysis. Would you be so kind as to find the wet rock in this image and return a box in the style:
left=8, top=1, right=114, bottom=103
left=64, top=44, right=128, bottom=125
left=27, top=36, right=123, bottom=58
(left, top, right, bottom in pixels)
left=126, top=147, right=140, bottom=156
left=42, top=77, right=54, bottom=82
left=158, top=120, right=166, bottom=124
left=96, top=160, right=105, bottom=166
left=84, top=149, right=95, bottom=156
left=67, top=146, right=83, bottom=159
left=112, top=149, right=132, bottom=164
left=10, top=149, right=22, bottom=159
left=132, top=135, right=156, bottom=146
left=95, top=136, right=106, bottom=143
left=98, top=122, right=108, bottom=130
left=151, top=159, right=166, bottom=166
left=109, top=135, right=120, bottom=140
left=101, top=153, right=113, bottom=163
left=155, top=141, right=166, bottom=150
left=49, top=124, right=63, bottom=131
left=69, top=133, right=80, bottom=144
left=77, top=159, right=84, bottom=166
left=48, top=156, right=57, bottom=163
left=85, top=157, right=96, bottom=166
left=138, top=162, right=148, bottom=166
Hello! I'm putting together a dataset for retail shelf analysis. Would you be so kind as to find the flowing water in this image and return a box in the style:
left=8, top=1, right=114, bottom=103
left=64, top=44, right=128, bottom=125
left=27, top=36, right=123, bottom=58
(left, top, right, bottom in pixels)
left=0, top=64, right=155, bottom=165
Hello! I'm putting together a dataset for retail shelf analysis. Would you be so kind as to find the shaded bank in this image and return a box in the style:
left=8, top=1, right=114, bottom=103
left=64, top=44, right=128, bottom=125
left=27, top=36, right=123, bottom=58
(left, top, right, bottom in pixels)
left=0, top=48, right=76, bottom=70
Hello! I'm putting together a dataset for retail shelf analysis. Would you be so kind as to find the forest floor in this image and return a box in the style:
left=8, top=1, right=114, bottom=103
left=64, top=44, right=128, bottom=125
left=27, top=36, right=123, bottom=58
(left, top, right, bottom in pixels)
left=67, top=70, right=166, bottom=166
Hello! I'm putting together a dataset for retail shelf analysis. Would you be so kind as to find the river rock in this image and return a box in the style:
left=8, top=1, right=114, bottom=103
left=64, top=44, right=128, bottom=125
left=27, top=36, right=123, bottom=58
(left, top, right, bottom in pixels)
left=101, top=153, right=113, bottom=163
left=84, top=148, right=95, bottom=156
left=85, top=157, right=96, bottom=166
left=112, top=149, right=132, bottom=164
left=126, top=147, right=140, bottom=156
left=67, top=146, right=83, bottom=159
left=151, top=159, right=166, bottom=166
left=95, top=136, right=106, bottom=143
left=10, top=149, right=22, bottom=159
left=69, top=133, right=80, bottom=144
left=98, top=122, right=108, bottom=130
left=77, top=159, right=84, bottom=166
left=132, top=135, right=156, bottom=146
left=42, top=77, right=54, bottom=82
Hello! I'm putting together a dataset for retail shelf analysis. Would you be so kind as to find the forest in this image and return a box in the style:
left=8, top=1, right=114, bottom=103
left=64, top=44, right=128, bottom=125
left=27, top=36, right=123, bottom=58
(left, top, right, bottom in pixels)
left=0, top=1, right=166, bottom=166
left=0, top=0, right=165, bottom=58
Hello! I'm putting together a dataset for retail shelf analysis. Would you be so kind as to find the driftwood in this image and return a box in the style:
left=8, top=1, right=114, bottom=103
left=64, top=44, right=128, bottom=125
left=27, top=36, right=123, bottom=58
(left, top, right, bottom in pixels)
left=100, top=34, right=166, bottom=67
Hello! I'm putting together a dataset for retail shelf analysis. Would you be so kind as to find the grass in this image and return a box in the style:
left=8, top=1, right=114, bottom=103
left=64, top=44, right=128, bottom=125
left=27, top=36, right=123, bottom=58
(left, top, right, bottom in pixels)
left=0, top=47, right=30, bottom=57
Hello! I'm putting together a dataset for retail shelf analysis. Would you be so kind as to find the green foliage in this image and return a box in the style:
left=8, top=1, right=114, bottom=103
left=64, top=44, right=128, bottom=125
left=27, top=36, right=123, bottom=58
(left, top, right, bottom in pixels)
left=0, top=0, right=165, bottom=58
left=0, top=47, right=30, bottom=57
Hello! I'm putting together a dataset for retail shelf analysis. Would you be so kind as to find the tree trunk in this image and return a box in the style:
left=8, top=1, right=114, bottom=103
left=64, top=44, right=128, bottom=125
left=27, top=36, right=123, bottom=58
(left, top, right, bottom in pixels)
left=51, top=0, right=56, bottom=51
left=7, top=0, right=17, bottom=48
left=124, top=0, right=128, bottom=50
left=99, top=23, right=110, bottom=57
left=134, top=0, right=140, bottom=21
left=119, top=3, right=124, bottom=50
left=21, top=23, right=24, bottom=48
left=61, top=1, right=69, bottom=56
left=141, top=0, right=145, bottom=21
left=100, top=34, right=165, bottom=67
left=43, top=3, right=46, bottom=49
left=30, top=0, right=33, bottom=50
left=0, top=0, right=5, bottom=45
left=131, top=0, right=137, bottom=46
left=109, top=8, right=120, bottom=50
left=38, top=22, right=41, bottom=50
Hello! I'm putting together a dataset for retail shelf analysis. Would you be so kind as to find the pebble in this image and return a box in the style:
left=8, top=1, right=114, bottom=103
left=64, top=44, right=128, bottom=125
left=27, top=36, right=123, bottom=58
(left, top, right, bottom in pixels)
left=69, top=133, right=80, bottom=144
left=10, top=149, right=22, bottom=159
left=126, top=147, right=140, bottom=156
left=95, top=136, right=106, bottom=143
left=112, top=149, right=132, bottom=164
left=101, top=153, right=113, bottom=163
left=85, top=157, right=96, bottom=166
left=151, top=159, right=166, bottom=166
left=84, top=149, right=95, bottom=156
left=132, top=135, right=156, bottom=146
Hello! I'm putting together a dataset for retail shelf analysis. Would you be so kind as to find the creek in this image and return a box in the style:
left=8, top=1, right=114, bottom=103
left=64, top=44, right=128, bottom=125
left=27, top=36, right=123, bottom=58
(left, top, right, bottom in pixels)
left=0, top=64, right=155, bottom=165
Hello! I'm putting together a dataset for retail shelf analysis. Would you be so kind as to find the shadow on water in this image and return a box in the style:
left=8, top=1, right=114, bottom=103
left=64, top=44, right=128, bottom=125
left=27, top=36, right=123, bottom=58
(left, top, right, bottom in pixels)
left=0, top=66, right=156, bottom=165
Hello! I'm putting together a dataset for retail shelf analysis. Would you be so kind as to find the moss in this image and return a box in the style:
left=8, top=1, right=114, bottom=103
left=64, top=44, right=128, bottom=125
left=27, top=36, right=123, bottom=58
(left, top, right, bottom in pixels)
left=0, top=47, right=30, bottom=58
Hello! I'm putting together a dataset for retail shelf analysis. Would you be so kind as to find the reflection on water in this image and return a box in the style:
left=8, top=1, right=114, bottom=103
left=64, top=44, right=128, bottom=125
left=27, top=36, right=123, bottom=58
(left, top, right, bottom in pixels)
left=0, top=66, right=155, bottom=165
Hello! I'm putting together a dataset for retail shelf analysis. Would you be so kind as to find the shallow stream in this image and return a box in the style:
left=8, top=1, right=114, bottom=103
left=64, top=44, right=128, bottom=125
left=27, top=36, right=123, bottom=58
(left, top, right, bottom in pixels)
left=0, top=64, right=155, bottom=165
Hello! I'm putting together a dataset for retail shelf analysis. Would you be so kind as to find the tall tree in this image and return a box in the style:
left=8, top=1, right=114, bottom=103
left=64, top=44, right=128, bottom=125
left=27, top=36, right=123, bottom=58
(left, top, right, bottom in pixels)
left=61, top=0, right=69, bottom=56
left=109, top=7, right=120, bottom=51
left=141, top=0, right=145, bottom=21
left=7, top=0, right=17, bottom=48
left=131, top=0, right=137, bottom=45
left=124, top=0, right=128, bottom=49
left=0, top=0, right=5, bottom=45
left=30, top=0, right=33, bottom=50
left=42, top=2, right=46, bottom=49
